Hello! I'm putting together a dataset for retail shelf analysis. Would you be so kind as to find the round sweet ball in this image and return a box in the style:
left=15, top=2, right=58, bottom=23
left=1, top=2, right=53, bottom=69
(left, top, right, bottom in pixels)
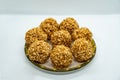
left=59, top=17, right=79, bottom=34
left=27, top=40, right=51, bottom=64
left=40, top=18, right=59, bottom=39
left=25, top=27, right=47, bottom=45
left=72, top=27, right=92, bottom=41
left=51, top=30, right=72, bottom=47
left=71, top=38, right=93, bottom=62
left=50, top=45, right=72, bottom=69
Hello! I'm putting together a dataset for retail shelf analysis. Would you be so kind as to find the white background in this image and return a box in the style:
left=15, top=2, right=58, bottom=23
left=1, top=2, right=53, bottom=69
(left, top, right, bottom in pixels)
left=0, top=0, right=120, bottom=14
left=0, top=0, right=120, bottom=80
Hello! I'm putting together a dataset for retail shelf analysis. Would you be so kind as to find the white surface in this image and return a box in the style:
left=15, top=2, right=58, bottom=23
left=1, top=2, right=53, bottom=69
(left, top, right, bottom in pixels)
left=0, top=15, right=120, bottom=80
left=0, top=0, right=120, bottom=14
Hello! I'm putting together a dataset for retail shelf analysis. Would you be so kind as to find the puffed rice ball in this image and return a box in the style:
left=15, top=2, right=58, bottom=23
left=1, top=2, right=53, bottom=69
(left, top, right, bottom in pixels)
left=72, top=27, right=92, bottom=41
left=51, top=30, right=71, bottom=47
left=50, top=45, right=72, bottom=69
left=27, top=40, right=51, bottom=64
left=59, top=17, right=79, bottom=34
left=40, top=18, right=59, bottom=39
left=71, top=38, right=93, bottom=62
left=25, top=27, right=47, bottom=45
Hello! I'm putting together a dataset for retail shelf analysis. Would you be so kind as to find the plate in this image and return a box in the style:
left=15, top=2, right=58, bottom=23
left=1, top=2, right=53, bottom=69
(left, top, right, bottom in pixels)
left=24, top=39, right=96, bottom=72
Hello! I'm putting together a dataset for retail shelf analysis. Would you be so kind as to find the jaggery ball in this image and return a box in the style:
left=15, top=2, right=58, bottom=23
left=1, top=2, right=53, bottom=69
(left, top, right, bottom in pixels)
left=40, top=18, right=59, bottom=39
left=27, top=40, right=51, bottom=64
left=59, top=17, right=79, bottom=34
left=51, top=30, right=71, bottom=47
left=71, top=38, right=93, bottom=62
left=72, top=27, right=92, bottom=41
left=25, top=27, right=47, bottom=45
left=50, top=45, right=72, bottom=69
